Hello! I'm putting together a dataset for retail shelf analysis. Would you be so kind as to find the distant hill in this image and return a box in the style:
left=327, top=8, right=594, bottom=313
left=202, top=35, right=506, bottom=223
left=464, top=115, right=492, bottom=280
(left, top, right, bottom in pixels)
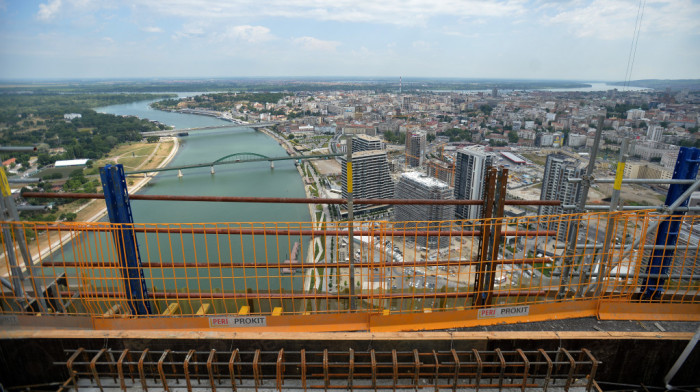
left=608, top=79, right=700, bottom=91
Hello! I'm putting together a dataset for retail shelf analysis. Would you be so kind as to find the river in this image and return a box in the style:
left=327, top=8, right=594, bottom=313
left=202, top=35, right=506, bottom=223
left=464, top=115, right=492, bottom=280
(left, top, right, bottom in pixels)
left=97, top=96, right=309, bottom=224
left=45, top=97, right=311, bottom=309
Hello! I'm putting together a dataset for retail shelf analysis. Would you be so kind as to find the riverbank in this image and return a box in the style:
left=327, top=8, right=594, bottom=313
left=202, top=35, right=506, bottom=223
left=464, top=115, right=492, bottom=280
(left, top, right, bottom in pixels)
left=0, top=137, right=181, bottom=278
left=258, top=127, right=317, bottom=219
left=76, top=136, right=180, bottom=223
left=258, top=128, right=326, bottom=295
left=150, top=105, right=248, bottom=124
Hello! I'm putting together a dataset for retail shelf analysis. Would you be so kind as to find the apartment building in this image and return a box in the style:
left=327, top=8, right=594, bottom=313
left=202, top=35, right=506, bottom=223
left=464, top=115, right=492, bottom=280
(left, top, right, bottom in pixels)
left=405, top=130, right=426, bottom=168
left=340, top=150, right=394, bottom=215
left=394, top=171, right=455, bottom=247
left=352, top=134, right=384, bottom=153
left=539, top=154, right=585, bottom=241
left=453, top=148, right=493, bottom=220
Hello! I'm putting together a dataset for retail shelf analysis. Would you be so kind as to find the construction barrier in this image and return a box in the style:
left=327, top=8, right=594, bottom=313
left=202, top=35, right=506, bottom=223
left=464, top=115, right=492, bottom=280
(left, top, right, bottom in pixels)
left=1, top=210, right=698, bottom=332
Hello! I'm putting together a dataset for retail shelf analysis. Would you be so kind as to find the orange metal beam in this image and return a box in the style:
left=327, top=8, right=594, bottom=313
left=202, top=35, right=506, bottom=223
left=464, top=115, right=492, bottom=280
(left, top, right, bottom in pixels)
left=598, top=302, right=700, bottom=322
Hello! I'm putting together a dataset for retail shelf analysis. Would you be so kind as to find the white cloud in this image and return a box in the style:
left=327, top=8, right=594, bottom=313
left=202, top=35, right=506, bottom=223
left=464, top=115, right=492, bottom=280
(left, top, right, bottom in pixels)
left=293, top=36, right=340, bottom=51
left=172, top=22, right=208, bottom=40
left=546, top=0, right=700, bottom=40
left=141, top=26, right=163, bottom=33
left=222, top=25, right=274, bottom=43
left=412, top=40, right=431, bottom=50
left=134, top=0, right=525, bottom=26
left=37, top=0, right=62, bottom=21
left=441, top=29, right=480, bottom=38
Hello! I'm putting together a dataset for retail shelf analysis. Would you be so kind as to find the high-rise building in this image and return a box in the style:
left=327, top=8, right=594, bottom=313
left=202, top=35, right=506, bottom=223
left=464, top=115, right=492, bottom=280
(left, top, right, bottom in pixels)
left=401, top=96, right=413, bottom=113
left=352, top=134, right=384, bottom=153
left=539, top=154, right=585, bottom=241
left=394, top=171, right=455, bottom=247
left=453, top=148, right=493, bottom=220
left=405, top=130, right=426, bottom=168
left=341, top=150, right=393, bottom=215
left=626, top=108, right=646, bottom=120
left=426, top=158, right=455, bottom=186
left=647, top=125, right=664, bottom=142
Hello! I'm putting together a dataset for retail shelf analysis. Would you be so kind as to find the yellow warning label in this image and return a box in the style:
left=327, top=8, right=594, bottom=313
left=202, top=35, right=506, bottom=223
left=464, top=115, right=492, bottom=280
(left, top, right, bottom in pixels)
left=613, top=162, right=625, bottom=190
left=0, top=167, right=10, bottom=197
left=346, top=162, right=353, bottom=193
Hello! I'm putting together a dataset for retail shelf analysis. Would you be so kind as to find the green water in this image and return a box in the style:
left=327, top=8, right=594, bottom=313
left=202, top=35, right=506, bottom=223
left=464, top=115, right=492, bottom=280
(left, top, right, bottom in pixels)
left=98, top=97, right=309, bottom=224
left=45, top=97, right=311, bottom=310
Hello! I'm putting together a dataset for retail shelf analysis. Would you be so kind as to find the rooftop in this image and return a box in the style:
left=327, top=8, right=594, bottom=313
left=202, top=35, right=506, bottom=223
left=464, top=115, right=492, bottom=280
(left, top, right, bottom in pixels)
left=54, top=158, right=89, bottom=167
left=350, top=150, right=387, bottom=158
left=354, top=134, right=380, bottom=141
left=401, top=170, right=450, bottom=189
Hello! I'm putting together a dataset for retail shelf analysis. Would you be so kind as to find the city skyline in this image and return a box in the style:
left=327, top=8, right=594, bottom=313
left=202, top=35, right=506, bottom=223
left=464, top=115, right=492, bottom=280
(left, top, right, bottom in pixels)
left=0, top=0, right=698, bottom=80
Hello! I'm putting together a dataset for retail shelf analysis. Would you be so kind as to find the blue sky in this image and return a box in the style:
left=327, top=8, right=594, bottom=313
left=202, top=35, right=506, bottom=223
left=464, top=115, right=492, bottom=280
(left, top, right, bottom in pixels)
left=0, top=0, right=698, bottom=80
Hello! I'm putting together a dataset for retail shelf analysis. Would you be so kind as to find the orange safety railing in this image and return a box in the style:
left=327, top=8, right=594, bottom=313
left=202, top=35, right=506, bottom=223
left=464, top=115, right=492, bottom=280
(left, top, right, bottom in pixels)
left=1, top=210, right=698, bottom=329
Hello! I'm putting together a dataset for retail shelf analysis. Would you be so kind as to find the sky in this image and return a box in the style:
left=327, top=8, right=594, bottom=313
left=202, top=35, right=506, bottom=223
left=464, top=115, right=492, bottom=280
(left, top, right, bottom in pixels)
left=0, top=0, right=698, bottom=81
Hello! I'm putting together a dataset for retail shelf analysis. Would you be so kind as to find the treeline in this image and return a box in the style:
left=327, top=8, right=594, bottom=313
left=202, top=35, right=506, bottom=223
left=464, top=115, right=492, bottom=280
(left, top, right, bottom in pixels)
left=152, top=92, right=285, bottom=111
left=605, top=103, right=649, bottom=118
left=383, top=130, right=406, bottom=144
left=1, top=110, right=162, bottom=168
left=0, top=93, right=171, bottom=170
left=0, top=79, right=593, bottom=94
left=442, top=128, right=473, bottom=142
left=0, top=93, right=174, bottom=123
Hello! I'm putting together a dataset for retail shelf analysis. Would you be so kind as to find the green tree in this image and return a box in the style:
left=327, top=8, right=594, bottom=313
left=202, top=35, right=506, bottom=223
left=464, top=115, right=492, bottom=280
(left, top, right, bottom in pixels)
left=508, top=130, right=519, bottom=144
left=60, top=212, right=77, bottom=222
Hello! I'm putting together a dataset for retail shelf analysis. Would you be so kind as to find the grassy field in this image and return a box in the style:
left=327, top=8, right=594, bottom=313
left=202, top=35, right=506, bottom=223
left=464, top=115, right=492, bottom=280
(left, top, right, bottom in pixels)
left=85, top=141, right=170, bottom=175
left=53, top=139, right=175, bottom=221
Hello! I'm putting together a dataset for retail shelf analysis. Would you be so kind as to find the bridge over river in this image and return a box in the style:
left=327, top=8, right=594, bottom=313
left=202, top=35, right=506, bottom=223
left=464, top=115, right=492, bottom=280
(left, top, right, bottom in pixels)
left=127, top=151, right=342, bottom=175
left=142, top=121, right=279, bottom=137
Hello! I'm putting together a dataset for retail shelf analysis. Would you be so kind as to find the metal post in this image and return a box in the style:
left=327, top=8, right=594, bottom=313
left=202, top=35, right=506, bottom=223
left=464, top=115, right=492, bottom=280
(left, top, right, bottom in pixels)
left=100, top=164, right=152, bottom=315
left=589, top=138, right=628, bottom=297
left=345, top=135, right=356, bottom=311
left=664, top=324, right=700, bottom=389
left=474, top=166, right=497, bottom=307
left=557, top=116, right=604, bottom=299
left=642, top=147, right=700, bottom=300
left=484, top=167, right=508, bottom=306
left=0, top=167, right=47, bottom=312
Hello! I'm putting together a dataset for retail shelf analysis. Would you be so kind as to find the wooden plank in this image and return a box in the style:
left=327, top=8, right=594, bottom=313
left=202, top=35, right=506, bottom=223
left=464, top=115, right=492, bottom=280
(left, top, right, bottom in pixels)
left=162, top=303, right=180, bottom=316
left=2, top=328, right=696, bottom=341
left=196, top=303, right=211, bottom=315
left=598, top=302, right=700, bottom=322
left=103, top=304, right=121, bottom=317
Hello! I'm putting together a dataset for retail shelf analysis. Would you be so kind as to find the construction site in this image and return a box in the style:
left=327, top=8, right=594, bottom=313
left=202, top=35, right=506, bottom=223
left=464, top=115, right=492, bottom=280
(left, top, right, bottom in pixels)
left=1, top=141, right=699, bottom=391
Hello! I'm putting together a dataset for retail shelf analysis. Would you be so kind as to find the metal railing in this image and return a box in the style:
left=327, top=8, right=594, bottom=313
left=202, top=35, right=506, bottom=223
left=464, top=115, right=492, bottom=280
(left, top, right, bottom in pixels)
left=1, top=210, right=698, bottom=325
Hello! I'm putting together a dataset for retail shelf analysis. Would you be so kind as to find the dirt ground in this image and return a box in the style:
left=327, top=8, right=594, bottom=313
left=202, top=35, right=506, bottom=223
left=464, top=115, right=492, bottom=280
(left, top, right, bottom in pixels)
left=593, top=183, right=666, bottom=206
left=313, top=159, right=341, bottom=176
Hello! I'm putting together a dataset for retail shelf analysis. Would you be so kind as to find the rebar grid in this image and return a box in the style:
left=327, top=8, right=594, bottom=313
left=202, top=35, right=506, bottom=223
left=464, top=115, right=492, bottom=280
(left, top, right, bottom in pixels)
left=57, top=348, right=599, bottom=392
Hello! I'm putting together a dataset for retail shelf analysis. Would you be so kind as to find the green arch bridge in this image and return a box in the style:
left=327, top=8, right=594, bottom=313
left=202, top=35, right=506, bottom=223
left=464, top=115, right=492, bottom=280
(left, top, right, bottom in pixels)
left=126, top=152, right=342, bottom=175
